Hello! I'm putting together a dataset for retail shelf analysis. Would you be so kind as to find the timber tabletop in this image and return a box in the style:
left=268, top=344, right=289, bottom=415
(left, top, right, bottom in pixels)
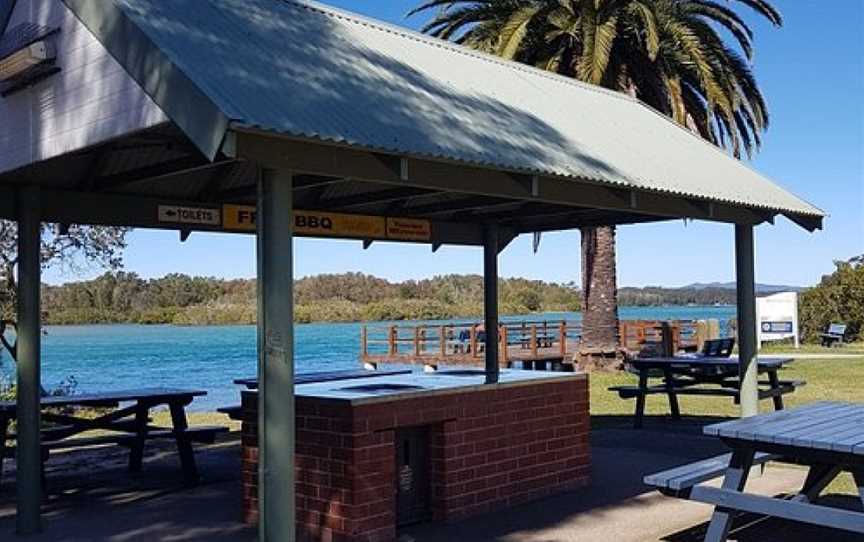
left=0, top=387, right=207, bottom=412
left=630, top=356, right=793, bottom=370
left=704, top=401, right=864, bottom=455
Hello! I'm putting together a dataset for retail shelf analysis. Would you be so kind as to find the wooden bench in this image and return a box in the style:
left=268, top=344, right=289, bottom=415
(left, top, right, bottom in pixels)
left=42, top=425, right=226, bottom=451
left=217, top=405, right=243, bottom=421
left=610, top=379, right=805, bottom=400
left=820, top=323, right=848, bottom=347
left=644, top=452, right=778, bottom=498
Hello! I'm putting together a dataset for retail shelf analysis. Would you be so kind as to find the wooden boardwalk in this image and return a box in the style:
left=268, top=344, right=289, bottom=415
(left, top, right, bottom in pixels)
left=360, top=319, right=718, bottom=368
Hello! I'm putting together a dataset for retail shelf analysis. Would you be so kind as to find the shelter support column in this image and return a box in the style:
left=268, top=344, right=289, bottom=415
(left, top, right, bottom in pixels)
left=735, top=224, right=758, bottom=418
left=256, top=169, right=295, bottom=541
left=483, top=224, right=499, bottom=384
left=16, top=186, right=42, bottom=534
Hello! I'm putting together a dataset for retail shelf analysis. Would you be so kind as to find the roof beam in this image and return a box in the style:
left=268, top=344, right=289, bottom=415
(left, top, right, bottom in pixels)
left=0, top=184, right=515, bottom=248
left=234, top=131, right=776, bottom=227
left=400, top=196, right=517, bottom=217
left=218, top=176, right=345, bottom=202
left=317, top=186, right=431, bottom=210
left=92, top=155, right=206, bottom=191
left=196, top=161, right=240, bottom=202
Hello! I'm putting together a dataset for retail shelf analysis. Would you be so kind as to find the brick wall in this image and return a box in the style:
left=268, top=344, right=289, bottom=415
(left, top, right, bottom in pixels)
left=241, top=376, right=590, bottom=542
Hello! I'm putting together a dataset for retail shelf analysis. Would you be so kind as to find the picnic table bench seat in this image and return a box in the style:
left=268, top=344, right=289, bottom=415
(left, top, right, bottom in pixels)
left=3, top=425, right=228, bottom=460
left=610, top=379, right=805, bottom=399
left=647, top=402, right=864, bottom=541
left=644, top=452, right=779, bottom=497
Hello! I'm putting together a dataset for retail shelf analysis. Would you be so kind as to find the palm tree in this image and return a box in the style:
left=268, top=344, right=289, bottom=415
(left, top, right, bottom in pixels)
left=410, top=0, right=781, bottom=367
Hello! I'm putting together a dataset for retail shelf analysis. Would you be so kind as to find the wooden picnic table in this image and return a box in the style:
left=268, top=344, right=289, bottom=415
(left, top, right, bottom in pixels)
left=0, top=387, right=226, bottom=486
left=611, top=356, right=803, bottom=428
left=650, top=402, right=864, bottom=541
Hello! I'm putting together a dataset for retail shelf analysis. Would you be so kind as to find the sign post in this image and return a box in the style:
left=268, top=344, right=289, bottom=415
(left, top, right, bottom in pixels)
left=756, top=291, right=799, bottom=349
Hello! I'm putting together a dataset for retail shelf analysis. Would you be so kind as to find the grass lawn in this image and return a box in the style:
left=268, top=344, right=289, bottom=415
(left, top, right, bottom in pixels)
left=592, top=355, right=864, bottom=495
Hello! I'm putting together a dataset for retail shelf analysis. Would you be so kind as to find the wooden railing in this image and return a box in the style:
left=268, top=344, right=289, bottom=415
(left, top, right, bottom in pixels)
left=361, top=319, right=722, bottom=366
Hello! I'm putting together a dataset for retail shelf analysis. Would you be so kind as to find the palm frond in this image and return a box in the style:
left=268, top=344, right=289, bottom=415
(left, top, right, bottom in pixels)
left=627, top=1, right=660, bottom=60
left=731, top=0, right=783, bottom=26
left=682, top=0, right=754, bottom=58
left=496, top=5, right=543, bottom=59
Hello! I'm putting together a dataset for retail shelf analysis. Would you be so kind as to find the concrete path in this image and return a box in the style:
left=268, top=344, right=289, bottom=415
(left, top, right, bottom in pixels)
left=0, top=422, right=860, bottom=541
left=767, top=353, right=864, bottom=359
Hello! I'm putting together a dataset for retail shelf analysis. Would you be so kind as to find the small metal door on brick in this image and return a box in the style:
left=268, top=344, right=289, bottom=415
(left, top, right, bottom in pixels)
left=395, top=427, right=431, bottom=526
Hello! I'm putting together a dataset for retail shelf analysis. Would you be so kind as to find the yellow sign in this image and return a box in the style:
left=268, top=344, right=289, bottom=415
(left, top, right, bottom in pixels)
left=386, top=217, right=432, bottom=241
left=222, top=205, right=257, bottom=231
left=222, top=205, right=389, bottom=239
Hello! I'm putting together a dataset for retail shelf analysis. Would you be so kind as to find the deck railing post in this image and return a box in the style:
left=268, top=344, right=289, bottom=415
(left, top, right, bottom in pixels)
left=388, top=326, right=397, bottom=356
left=500, top=326, right=508, bottom=365
left=360, top=325, right=368, bottom=358
left=735, top=224, right=759, bottom=417
left=257, top=168, right=295, bottom=542
left=439, top=326, right=446, bottom=357
left=530, top=325, right=538, bottom=358
left=560, top=321, right=567, bottom=356
left=16, top=186, right=42, bottom=535
left=414, top=327, right=421, bottom=357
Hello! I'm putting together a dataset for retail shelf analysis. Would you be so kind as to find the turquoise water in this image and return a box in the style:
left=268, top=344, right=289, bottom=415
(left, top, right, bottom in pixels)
left=0, top=306, right=735, bottom=411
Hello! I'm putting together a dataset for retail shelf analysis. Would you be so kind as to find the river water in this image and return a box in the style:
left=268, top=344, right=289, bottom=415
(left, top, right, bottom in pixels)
left=0, top=305, right=736, bottom=410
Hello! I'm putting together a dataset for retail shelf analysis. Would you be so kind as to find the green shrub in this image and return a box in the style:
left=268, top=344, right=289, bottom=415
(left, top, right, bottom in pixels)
left=799, top=256, right=864, bottom=343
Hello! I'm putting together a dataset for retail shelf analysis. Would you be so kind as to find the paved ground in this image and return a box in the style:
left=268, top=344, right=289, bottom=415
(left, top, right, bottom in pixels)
left=769, top=353, right=864, bottom=359
left=0, top=417, right=860, bottom=541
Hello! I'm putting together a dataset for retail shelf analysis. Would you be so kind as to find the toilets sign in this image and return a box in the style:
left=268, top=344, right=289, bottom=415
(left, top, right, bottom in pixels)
left=157, top=205, right=221, bottom=226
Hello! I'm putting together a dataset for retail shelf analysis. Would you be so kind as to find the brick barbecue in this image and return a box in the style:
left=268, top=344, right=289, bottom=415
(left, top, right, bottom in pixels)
left=241, top=371, right=590, bottom=542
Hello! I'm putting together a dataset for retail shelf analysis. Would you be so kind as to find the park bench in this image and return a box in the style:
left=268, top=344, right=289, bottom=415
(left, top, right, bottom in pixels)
left=609, top=356, right=804, bottom=428
left=645, top=402, right=864, bottom=541
left=0, top=388, right=225, bottom=487
left=820, top=323, right=848, bottom=347
left=644, top=451, right=779, bottom=498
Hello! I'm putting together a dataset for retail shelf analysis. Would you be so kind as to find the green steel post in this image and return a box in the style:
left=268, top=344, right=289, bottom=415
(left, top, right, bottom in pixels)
left=735, top=224, right=758, bottom=418
left=16, top=186, right=42, bottom=534
left=257, top=169, right=295, bottom=542
left=483, top=224, right=499, bottom=384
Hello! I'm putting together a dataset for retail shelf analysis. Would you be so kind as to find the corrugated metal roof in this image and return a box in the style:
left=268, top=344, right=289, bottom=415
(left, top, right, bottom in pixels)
left=101, top=0, right=822, bottom=220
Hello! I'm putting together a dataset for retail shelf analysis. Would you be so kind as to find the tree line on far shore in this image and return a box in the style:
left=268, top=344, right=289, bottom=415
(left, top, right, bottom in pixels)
left=33, top=272, right=744, bottom=326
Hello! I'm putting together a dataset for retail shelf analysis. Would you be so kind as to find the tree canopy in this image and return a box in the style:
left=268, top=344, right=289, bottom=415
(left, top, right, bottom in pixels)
left=799, top=255, right=864, bottom=343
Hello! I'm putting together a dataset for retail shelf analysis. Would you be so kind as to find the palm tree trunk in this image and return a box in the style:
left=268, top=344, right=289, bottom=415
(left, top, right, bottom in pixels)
left=577, top=225, right=621, bottom=370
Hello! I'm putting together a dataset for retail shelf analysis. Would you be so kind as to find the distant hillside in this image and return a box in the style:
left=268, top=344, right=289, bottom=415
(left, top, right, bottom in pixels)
left=27, top=272, right=809, bottom=325
left=618, top=286, right=736, bottom=306
left=682, top=282, right=804, bottom=294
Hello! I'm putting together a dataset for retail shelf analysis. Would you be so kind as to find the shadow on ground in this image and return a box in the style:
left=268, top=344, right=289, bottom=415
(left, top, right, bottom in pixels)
left=0, top=417, right=858, bottom=541
left=661, top=495, right=863, bottom=542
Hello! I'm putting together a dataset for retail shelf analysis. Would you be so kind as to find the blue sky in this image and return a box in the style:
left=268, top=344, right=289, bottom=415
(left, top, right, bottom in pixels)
left=45, top=1, right=864, bottom=288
